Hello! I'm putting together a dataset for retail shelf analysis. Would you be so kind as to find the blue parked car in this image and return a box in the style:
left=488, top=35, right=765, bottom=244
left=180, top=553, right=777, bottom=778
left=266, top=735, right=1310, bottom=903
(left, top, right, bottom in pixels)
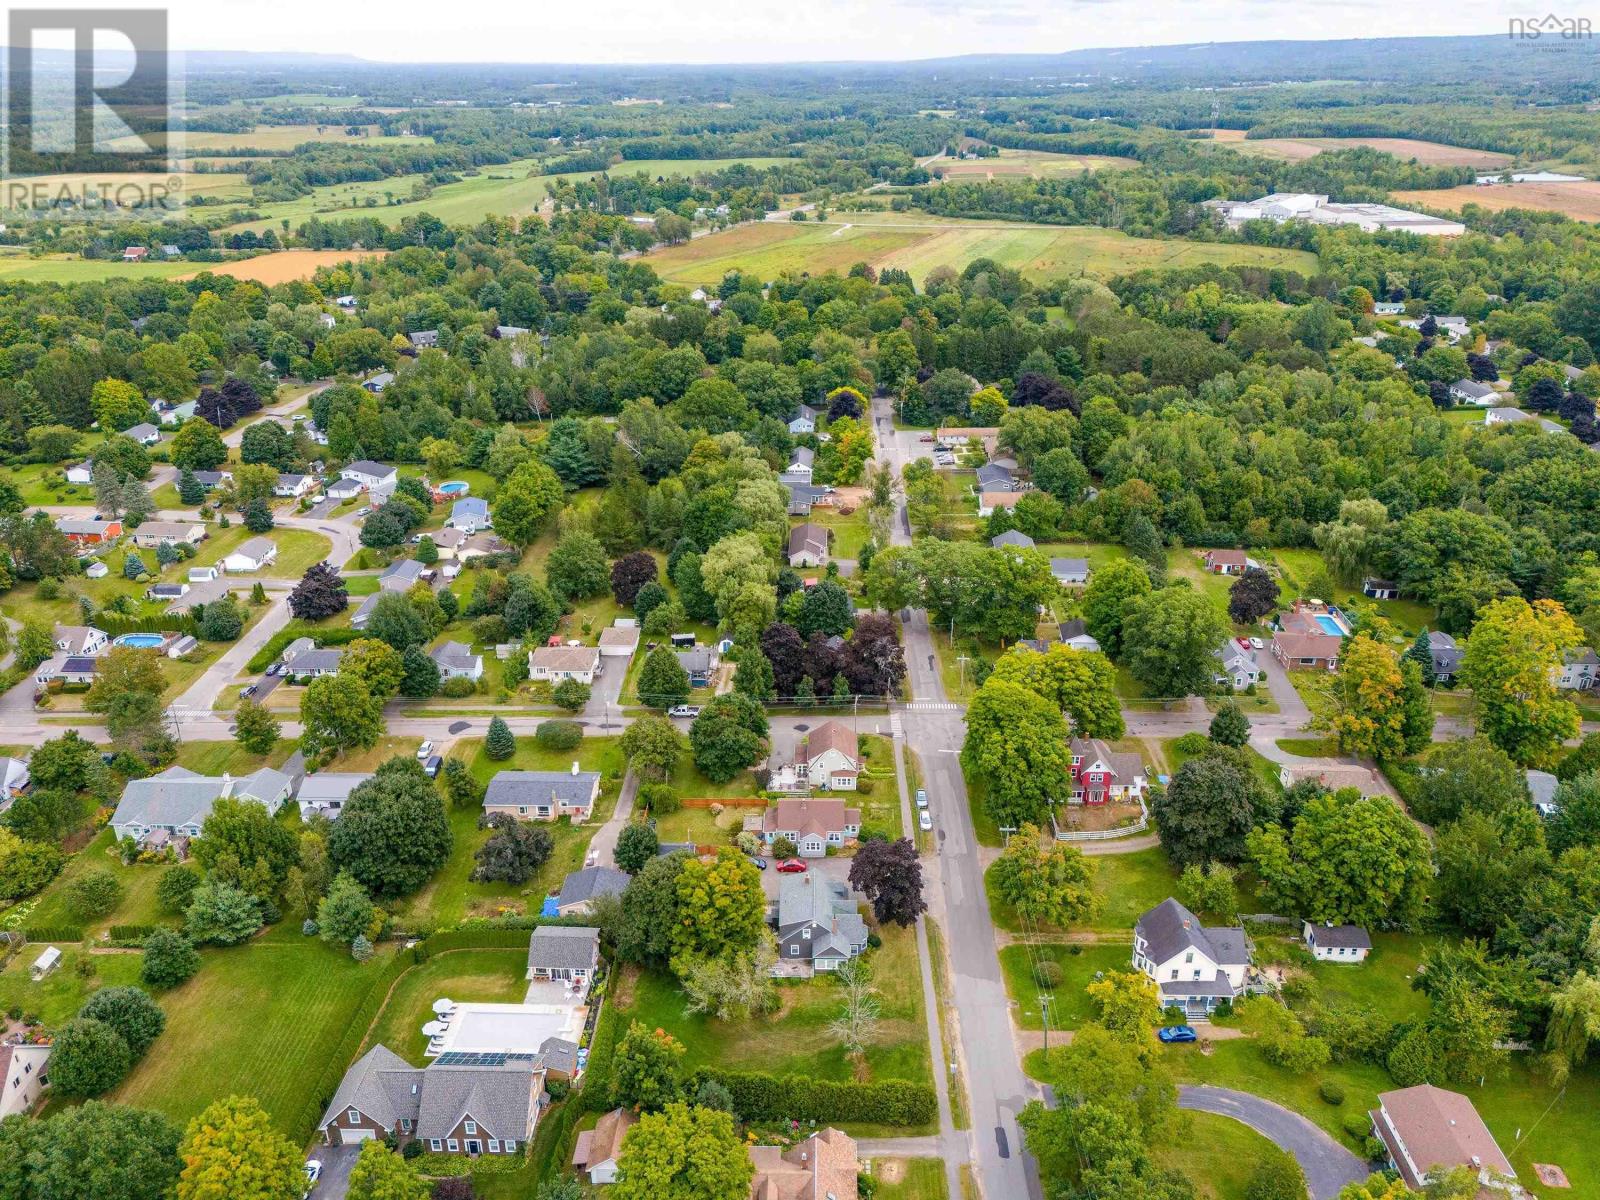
left=1158, top=1025, right=1198, bottom=1044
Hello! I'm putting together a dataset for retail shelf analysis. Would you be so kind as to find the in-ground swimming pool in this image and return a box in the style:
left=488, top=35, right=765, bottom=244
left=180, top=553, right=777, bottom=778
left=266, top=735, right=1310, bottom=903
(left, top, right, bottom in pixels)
left=114, top=633, right=166, bottom=649
left=436, top=481, right=470, bottom=497
left=1314, top=615, right=1346, bottom=636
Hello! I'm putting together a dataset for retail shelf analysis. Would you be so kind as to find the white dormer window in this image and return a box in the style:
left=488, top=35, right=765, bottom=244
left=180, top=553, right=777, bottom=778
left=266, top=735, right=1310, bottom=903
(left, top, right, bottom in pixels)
left=348, top=1108, right=360, bottom=1123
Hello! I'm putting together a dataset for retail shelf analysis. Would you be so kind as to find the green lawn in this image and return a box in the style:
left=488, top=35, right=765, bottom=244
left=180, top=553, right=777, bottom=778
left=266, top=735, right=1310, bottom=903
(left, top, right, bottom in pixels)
left=795, top=508, right=872, bottom=561
left=1265, top=548, right=1438, bottom=636
left=611, top=918, right=930, bottom=1087
left=870, top=1158, right=949, bottom=1200
left=997, top=942, right=1132, bottom=1030
left=390, top=737, right=625, bottom=922
left=362, top=947, right=529, bottom=1066
left=113, top=940, right=392, bottom=1134
left=1299, top=932, right=1432, bottom=1022
left=0, top=946, right=145, bottom=1024
left=22, top=828, right=175, bottom=934
left=1155, top=1111, right=1282, bottom=1200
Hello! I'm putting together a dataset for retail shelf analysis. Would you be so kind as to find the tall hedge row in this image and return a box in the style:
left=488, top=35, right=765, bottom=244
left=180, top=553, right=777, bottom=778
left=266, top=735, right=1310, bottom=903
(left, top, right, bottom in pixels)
left=688, top=1070, right=937, bottom=1127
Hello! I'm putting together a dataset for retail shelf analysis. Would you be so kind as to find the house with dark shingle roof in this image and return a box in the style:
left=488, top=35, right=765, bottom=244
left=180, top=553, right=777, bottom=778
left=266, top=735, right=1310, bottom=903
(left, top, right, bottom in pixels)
left=990, top=529, right=1034, bottom=551
left=484, top=769, right=601, bottom=823
left=787, top=523, right=830, bottom=567
left=1302, top=921, right=1372, bottom=962
left=775, top=872, right=868, bottom=975
left=554, top=866, right=630, bottom=916
left=317, top=1042, right=552, bottom=1156
left=1132, top=897, right=1250, bottom=1019
left=525, top=926, right=601, bottom=982
left=110, top=765, right=292, bottom=848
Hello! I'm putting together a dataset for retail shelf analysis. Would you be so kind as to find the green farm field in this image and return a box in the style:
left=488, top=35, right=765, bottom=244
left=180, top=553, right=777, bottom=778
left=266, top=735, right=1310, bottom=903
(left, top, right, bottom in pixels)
left=112, top=124, right=434, bottom=154
left=224, top=155, right=796, bottom=234
left=640, top=214, right=1320, bottom=287
left=0, top=254, right=195, bottom=283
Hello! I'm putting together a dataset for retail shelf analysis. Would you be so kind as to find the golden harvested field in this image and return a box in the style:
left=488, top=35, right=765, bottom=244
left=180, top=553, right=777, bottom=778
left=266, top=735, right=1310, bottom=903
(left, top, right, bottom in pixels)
left=935, top=149, right=1137, bottom=178
left=642, top=213, right=1319, bottom=286
left=1210, top=128, right=1512, bottom=168
left=177, top=249, right=388, bottom=285
left=1393, top=181, right=1600, bottom=222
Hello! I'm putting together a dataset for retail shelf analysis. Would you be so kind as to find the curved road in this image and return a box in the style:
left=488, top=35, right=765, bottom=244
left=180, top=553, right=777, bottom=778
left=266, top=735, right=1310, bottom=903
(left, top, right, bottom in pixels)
left=1179, top=1085, right=1368, bottom=1200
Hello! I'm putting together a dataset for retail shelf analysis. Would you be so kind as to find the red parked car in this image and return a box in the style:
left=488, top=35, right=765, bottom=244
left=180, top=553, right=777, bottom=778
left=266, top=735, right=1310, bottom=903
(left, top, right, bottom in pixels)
left=776, top=859, right=808, bottom=873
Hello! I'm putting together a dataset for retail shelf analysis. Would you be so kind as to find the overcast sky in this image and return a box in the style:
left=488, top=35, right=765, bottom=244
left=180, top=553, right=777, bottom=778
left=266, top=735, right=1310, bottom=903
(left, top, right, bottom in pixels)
left=55, top=0, right=1523, bottom=63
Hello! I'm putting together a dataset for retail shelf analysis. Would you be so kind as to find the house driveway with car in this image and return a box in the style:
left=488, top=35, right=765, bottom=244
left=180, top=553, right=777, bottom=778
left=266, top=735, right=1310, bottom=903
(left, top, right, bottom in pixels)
left=305, top=1143, right=362, bottom=1200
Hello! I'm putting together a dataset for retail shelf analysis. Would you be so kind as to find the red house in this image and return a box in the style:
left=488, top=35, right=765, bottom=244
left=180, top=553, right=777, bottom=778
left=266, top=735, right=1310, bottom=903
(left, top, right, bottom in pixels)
left=1069, top=737, right=1149, bottom=804
left=55, top=516, right=122, bottom=547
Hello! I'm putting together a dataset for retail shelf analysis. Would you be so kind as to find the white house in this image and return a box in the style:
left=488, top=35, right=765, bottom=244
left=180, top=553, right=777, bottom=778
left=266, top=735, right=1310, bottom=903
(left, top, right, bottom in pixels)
left=786, top=446, right=814, bottom=480
left=65, top=462, right=93, bottom=485
left=1485, top=406, right=1533, bottom=427
left=1557, top=648, right=1599, bottom=691
left=787, top=523, right=830, bottom=568
left=188, top=565, right=221, bottom=583
left=1051, top=557, right=1090, bottom=587
left=449, top=497, right=492, bottom=533
left=1132, top=897, right=1250, bottom=1020
left=295, top=772, right=371, bottom=820
left=976, top=491, right=1021, bottom=519
left=0, top=757, right=30, bottom=806
left=340, top=461, right=397, bottom=492
left=1448, top=379, right=1497, bottom=406
left=528, top=645, right=600, bottom=686
left=1213, top=641, right=1262, bottom=691
left=109, top=765, right=293, bottom=848
left=123, top=422, right=161, bottom=446
left=274, top=473, right=314, bottom=498
left=485, top=769, right=602, bottom=823
left=598, top=621, right=640, bottom=659
left=131, top=521, right=206, bottom=549
left=1302, top=921, right=1372, bottom=963
left=222, top=537, right=277, bottom=573
left=53, top=625, right=108, bottom=657
left=1056, top=619, right=1100, bottom=653
left=787, top=405, right=818, bottom=435
left=0, top=1043, right=52, bottom=1120
left=431, top=640, right=484, bottom=681
left=793, top=719, right=861, bottom=791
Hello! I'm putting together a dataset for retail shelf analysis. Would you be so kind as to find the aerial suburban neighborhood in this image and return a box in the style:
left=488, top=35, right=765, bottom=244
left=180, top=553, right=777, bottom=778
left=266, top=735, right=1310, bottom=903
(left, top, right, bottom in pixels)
left=3, top=16, right=1600, bottom=1200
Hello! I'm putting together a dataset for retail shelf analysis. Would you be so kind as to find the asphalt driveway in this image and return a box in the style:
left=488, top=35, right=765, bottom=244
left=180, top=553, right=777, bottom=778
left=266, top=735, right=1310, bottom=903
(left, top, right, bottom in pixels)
left=305, top=1143, right=362, bottom=1200
left=1178, top=1085, right=1369, bottom=1200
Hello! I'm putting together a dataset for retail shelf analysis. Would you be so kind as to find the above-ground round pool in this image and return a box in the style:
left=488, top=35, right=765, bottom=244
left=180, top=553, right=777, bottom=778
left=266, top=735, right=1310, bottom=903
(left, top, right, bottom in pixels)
left=436, top=480, right=470, bottom=497
left=114, top=633, right=166, bottom=649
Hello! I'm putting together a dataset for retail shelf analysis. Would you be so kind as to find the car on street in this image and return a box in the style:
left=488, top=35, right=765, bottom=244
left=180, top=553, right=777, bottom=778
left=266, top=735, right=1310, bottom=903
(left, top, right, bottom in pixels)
left=240, top=684, right=257, bottom=699
left=919, top=433, right=934, bottom=442
left=667, top=705, right=702, bottom=718
left=915, top=789, right=928, bottom=808
left=919, top=810, right=933, bottom=831
left=1249, top=636, right=1264, bottom=650
left=416, top=740, right=434, bottom=759
left=1157, top=1025, right=1198, bottom=1044
left=749, top=857, right=768, bottom=869
left=776, top=859, right=807, bottom=873
left=423, top=755, right=443, bottom=778
left=301, top=1161, right=322, bottom=1199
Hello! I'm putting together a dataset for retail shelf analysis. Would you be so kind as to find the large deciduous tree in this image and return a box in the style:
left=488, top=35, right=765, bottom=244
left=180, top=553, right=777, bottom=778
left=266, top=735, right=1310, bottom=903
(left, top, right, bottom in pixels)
left=46, top=1018, right=132, bottom=1097
left=987, top=644, right=1124, bottom=739
left=610, top=551, right=659, bottom=607
left=1120, top=586, right=1231, bottom=699
left=620, top=714, right=684, bottom=782
left=327, top=758, right=452, bottom=897
left=1411, top=737, right=1526, bottom=826
left=1461, top=597, right=1582, bottom=767
left=962, top=679, right=1072, bottom=829
left=1248, top=791, right=1431, bottom=928
left=491, top=458, right=565, bottom=546
left=1151, top=749, right=1269, bottom=868
left=848, top=837, right=927, bottom=927
left=1227, top=567, right=1280, bottom=625
left=287, top=562, right=348, bottom=620
left=670, top=848, right=766, bottom=974
left=689, top=694, right=767, bottom=783
left=0, top=1100, right=181, bottom=1200
left=299, top=675, right=383, bottom=757
left=1331, top=634, right=1431, bottom=761
left=611, top=1020, right=687, bottom=1110
left=611, top=1102, right=753, bottom=1200
left=345, top=1141, right=429, bottom=1200
left=989, top=824, right=1100, bottom=928
left=176, top=1095, right=305, bottom=1200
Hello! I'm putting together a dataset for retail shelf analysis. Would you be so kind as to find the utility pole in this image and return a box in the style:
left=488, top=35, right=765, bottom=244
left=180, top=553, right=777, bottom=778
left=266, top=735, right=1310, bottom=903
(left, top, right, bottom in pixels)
left=956, top=655, right=969, bottom=691
left=1041, top=994, right=1051, bottom=1056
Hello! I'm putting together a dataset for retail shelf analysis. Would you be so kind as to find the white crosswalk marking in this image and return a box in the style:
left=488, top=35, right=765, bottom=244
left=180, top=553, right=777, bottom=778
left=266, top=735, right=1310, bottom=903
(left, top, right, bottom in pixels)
left=907, top=701, right=960, bottom=712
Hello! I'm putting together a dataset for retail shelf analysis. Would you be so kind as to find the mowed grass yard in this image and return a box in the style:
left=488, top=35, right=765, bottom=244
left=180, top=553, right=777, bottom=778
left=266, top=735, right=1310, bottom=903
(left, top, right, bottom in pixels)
left=389, top=736, right=625, bottom=923
left=0, top=945, right=144, bottom=1025
left=1155, top=1111, right=1282, bottom=1200
left=610, top=918, right=931, bottom=1088
left=640, top=215, right=1319, bottom=288
left=113, top=940, right=394, bottom=1134
left=998, top=942, right=1132, bottom=1030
